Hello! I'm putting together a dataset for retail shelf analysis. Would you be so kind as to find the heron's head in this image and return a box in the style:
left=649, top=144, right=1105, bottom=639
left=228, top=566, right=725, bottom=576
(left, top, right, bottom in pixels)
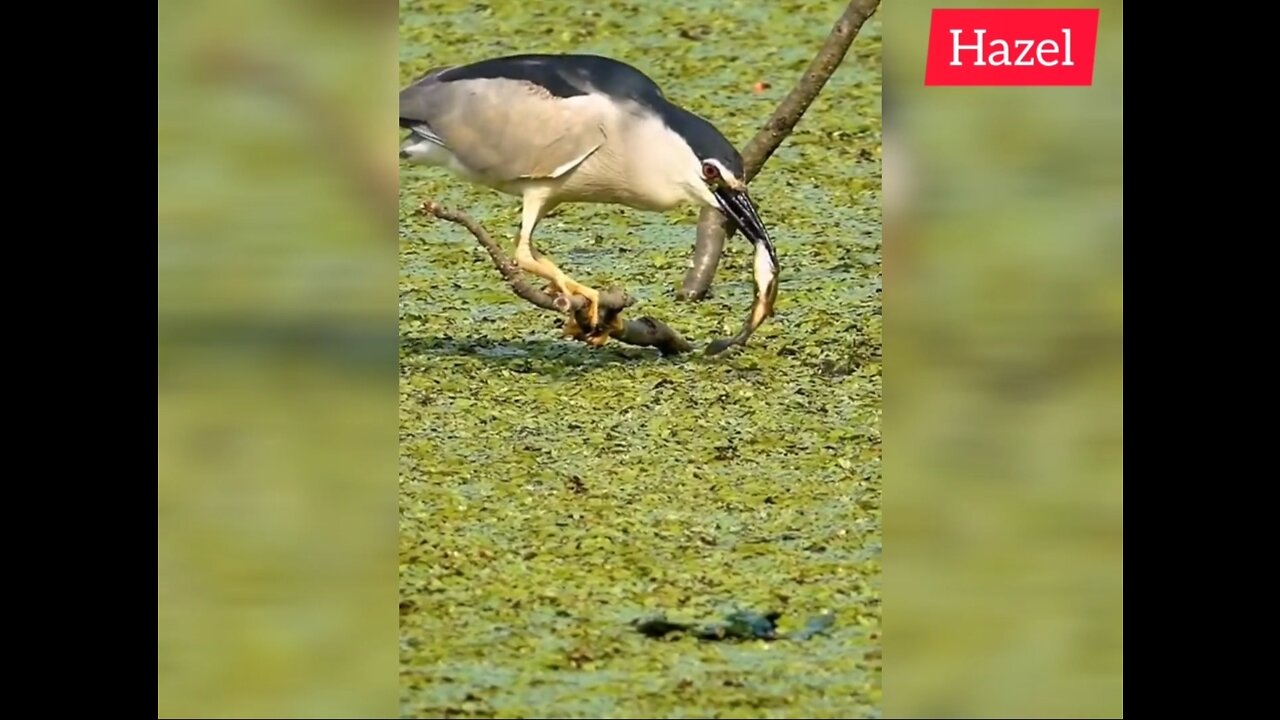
left=672, top=117, right=780, bottom=354
left=694, top=158, right=775, bottom=269
left=670, top=114, right=777, bottom=277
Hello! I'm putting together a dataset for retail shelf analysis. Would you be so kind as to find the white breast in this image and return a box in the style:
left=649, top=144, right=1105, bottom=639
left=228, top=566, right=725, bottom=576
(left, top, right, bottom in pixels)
left=553, top=102, right=700, bottom=212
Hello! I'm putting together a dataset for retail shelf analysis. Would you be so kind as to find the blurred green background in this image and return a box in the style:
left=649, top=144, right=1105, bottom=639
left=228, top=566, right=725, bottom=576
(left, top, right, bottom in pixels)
left=159, top=1, right=399, bottom=717
left=883, top=2, right=1122, bottom=717
left=158, top=0, right=1121, bottom=715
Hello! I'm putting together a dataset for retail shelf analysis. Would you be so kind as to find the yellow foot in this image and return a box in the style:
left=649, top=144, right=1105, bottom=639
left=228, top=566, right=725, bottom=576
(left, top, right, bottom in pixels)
left=584, top=312, right=625, bottom=347
left=575, top=288, right=601, bottom=331
left=562, top=315, right=586, bottom=340
left=547, top=281, right=601, bottom=331
left=563, top=311, right=624, bottom=347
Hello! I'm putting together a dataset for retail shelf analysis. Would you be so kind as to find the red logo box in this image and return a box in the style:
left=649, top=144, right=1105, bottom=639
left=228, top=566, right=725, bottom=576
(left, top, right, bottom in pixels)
left=925, top=8, right=1101, bottom=86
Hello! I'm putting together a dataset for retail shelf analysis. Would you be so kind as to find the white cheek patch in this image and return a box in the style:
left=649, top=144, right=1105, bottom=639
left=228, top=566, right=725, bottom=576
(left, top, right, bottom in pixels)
left=705, top=158, right=731, bottom=180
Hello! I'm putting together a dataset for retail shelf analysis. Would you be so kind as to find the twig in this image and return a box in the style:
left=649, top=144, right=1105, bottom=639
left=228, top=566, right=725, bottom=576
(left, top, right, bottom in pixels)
left=418, top=202, right=695, bottom=356
left=679, top=0, right=882, bottom=300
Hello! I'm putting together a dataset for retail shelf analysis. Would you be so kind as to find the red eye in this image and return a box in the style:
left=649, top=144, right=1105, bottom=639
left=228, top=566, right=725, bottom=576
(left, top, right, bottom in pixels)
left=702, top=162, right=719, bottom=180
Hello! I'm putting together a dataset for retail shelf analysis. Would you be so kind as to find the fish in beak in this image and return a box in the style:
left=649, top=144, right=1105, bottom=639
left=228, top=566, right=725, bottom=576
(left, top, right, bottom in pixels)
left=707, top=186, right=780, bottom=356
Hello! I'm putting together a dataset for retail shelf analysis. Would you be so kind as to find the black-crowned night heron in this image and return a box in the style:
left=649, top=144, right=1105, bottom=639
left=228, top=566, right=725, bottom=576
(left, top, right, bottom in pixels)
left=399, top=53, right=779, bottom=349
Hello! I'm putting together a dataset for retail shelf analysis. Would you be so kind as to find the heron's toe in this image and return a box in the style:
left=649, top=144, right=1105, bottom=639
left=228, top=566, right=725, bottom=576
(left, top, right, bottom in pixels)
left=582, top=312, right=624, bottom=348
left=583, top=298, right=601, bottom=332
left=562, top=315, right=585, bottom=340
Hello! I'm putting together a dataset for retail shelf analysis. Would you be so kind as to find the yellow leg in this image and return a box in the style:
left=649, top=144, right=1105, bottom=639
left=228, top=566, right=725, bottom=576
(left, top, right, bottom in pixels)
left=515, top=241, right=601, bottom=330
left=515, top=190, right=603, bottom=333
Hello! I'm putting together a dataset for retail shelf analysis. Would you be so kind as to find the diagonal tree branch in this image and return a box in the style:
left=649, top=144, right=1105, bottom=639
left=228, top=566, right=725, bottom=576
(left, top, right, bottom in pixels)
left=679, top=0, right=882, bottom=301
left=417, top=201, right=695, bottom=356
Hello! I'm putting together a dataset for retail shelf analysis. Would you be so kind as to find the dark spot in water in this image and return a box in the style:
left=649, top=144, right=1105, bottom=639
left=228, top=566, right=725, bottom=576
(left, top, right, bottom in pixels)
left=632, top=609, right=832, bottom=643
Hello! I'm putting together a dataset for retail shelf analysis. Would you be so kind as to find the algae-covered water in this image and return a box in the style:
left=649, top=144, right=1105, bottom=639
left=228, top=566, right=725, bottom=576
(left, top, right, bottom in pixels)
left=399, top=1, right=881, bottom=717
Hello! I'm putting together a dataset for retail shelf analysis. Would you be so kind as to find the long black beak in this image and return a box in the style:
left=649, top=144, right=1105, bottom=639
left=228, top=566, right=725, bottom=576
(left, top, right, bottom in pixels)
left=708, top=187, right=781, bottom=356
left=714, top=187, right=777, bottom=271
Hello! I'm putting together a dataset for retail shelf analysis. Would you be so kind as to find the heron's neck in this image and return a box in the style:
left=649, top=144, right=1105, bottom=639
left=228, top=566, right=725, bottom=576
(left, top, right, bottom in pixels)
left=610, top=111, right=704, bottom=211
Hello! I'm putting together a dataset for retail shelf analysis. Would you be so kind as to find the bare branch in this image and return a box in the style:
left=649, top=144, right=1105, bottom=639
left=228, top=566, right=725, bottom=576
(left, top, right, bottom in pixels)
left=418, top=201, right=695, bottom=356
left=679, top=0, right=882, bottom=301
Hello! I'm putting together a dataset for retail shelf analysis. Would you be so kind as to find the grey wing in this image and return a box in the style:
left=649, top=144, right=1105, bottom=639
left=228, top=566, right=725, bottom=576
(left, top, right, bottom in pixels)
left=399, top=75, right=608, bottom=182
